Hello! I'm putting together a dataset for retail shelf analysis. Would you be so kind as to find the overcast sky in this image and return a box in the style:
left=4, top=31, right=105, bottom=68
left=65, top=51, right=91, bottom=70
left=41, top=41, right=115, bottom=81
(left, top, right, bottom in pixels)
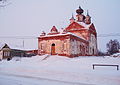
left=0, top=0, right=120, bottom=52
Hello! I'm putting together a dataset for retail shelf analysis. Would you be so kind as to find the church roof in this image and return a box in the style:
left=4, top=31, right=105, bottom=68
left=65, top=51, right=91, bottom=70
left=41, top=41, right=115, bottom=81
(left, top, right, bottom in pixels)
left=89, top=23, right=96, bottom=32
left=39, top=32, right=87, bottom=42
left=65, top=22, right=84, bottom=31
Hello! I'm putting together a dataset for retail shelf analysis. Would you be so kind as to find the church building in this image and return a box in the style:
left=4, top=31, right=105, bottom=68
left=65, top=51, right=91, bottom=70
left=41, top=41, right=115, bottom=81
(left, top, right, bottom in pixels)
left=38, top=6, right=98, bottom=58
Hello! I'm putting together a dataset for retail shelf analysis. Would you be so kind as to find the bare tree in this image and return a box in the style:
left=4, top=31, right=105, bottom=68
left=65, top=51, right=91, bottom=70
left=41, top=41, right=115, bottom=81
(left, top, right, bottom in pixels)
left=0, top=0, right=11, bottom=7
left=106, top=39, right=120, bottom=55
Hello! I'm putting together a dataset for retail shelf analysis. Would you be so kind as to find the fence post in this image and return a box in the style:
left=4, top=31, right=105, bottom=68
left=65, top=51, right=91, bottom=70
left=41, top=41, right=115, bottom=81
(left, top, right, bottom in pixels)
left=117, top=65, right=119, bottom=70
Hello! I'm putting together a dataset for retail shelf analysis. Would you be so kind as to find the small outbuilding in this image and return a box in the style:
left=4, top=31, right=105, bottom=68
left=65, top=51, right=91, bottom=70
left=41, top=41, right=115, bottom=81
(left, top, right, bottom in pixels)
left=0, top=43, right=11, bottom=60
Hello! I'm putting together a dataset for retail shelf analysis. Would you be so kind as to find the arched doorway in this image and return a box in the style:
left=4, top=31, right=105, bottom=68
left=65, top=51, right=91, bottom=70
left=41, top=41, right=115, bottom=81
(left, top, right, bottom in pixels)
left=51, top=43, right=55, bottom=55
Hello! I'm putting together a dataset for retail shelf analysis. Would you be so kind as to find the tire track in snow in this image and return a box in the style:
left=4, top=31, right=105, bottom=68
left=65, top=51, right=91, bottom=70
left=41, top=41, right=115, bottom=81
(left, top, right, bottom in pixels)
left=0, top=72, right=94, bottom=85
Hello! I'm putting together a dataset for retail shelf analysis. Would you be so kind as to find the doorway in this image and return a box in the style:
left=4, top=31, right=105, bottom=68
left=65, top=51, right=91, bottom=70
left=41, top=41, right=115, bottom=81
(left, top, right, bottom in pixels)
left=51, top=43, right=55, bottom=55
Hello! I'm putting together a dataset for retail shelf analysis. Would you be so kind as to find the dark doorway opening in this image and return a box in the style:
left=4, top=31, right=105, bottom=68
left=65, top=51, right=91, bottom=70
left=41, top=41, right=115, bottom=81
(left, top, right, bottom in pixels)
left=51, top=43, right=55, bottom=55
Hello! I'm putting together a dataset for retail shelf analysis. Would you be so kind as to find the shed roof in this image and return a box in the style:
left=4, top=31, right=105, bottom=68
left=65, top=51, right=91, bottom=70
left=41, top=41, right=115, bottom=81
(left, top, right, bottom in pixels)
left=0, top=42, right=5, bottom=50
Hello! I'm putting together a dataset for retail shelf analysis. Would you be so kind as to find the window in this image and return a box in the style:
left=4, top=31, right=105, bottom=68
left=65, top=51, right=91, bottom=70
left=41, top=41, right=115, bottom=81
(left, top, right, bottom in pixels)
left=3, top=51, right=10, bottom=57
left=41, top=43, right=44, bottom=50
left=63, top=43, right=67, bottom=51
left=3, top=52, right=6, bottom=57
left=7, top=52, right=10, bottom=56
left=80, top=45, right=81, bottom=52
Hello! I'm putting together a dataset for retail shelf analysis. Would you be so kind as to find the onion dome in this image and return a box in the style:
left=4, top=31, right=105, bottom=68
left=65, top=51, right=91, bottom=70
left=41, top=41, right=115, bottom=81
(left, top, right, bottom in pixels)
left=86, top=10, right=90, bottom=17
left=85, top=10, right=91, bottom=24
left=50, top=26, right=58, bottom=33
left=76, top=6, right=84, bottom=14
left=70, top=13, right=75, bottom=20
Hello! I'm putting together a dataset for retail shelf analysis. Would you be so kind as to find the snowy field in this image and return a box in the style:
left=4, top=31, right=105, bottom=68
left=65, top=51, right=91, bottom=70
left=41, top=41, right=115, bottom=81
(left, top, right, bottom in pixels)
left=0, top=55, right=120, bottom=85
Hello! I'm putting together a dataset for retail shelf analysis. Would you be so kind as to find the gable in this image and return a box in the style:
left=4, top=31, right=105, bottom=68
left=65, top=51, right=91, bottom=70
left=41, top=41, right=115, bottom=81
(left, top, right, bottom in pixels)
left=89, top=23, right=96, bottom=32
left=65, top=22, right=84, bottom=31
left=0, top=43, right=10, bottom=50
left=3, top=44, right=10, bottom=49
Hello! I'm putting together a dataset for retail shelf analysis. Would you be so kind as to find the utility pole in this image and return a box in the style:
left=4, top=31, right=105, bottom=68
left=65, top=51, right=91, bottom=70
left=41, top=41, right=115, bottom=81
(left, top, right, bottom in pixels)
left=23, top=39, right=24, bottom=48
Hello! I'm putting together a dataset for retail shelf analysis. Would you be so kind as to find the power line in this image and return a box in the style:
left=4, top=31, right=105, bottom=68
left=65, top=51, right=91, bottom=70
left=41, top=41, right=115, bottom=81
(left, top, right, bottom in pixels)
left=0, top=33, right=120, bottom=39
left=98, top=33, right=120, bottom=37
left=0, top=36, right=38, bottom=39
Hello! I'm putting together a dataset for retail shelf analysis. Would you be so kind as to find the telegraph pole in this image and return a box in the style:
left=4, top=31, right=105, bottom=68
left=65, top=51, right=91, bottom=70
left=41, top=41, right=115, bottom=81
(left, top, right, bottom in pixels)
left=23, top=39, right=24, bottom=48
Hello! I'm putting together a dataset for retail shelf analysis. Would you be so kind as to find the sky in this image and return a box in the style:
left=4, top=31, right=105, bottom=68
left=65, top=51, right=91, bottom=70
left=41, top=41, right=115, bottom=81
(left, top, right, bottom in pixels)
left=0, top=0, right=120, bottom=52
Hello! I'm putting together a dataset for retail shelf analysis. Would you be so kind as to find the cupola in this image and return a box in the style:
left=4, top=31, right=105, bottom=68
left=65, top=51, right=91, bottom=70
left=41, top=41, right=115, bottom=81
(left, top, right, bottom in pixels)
left=70, top=14, right=75, bottom=23
left=76, top=6, right=85, bottom=22
left=76, top=6, right=84, bottom=14
left=85, top=10, right=91, bottom=24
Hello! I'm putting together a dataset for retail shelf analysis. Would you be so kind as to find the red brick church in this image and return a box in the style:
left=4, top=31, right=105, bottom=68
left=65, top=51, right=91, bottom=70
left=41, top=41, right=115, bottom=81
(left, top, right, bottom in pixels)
left=38, top=6, right=98, bottom=58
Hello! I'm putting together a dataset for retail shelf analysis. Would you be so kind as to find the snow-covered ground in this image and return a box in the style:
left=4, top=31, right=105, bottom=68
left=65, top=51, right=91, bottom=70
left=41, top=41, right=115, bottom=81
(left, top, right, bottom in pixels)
left=0, top=55, right=120, bottom=85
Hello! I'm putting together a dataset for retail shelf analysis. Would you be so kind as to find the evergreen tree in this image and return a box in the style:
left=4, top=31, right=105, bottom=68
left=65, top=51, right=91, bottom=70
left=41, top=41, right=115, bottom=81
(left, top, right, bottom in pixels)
left=106, top=39, right=120, bottom=55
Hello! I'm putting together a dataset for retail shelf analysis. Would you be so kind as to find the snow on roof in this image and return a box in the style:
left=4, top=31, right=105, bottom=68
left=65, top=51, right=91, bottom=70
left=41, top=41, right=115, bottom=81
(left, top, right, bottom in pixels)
left=0, top=42, right=36, bottom=51
left=67, top=32, right=87, bottom=41
left=40, top=33, right=69, bottom=37
left=40, top=32, right=87, bottom=41
left=65, top=22, right=85, bottom=31
left=0, top=42, right=5, bottom=50
left=9, top=45, right=36, bottom=51
left=77, top=22, right=92, bottom=29
left=112, top=53, right=120, bottom=56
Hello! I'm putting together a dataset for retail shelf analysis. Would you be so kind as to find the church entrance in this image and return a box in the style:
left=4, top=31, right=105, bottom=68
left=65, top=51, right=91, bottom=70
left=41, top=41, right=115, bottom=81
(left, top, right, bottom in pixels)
left=51, top=43, right=55, bottom=55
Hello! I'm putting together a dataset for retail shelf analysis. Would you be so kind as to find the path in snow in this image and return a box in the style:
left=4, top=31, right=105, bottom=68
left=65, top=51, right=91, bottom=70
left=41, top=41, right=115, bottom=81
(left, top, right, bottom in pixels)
left=0, top=72, right=94, bottom=85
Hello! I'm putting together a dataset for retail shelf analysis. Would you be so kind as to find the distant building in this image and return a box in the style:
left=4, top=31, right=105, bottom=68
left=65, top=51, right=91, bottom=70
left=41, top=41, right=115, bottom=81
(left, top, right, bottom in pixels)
left=26, top=49, right=38, bottom=57
left=11, top=49, right=26, bottom=57
left=38, top=6, right=98, bottom=58
left=0, top=43, right=26, bottom=60
left=0, top=43, right=11, bottom=60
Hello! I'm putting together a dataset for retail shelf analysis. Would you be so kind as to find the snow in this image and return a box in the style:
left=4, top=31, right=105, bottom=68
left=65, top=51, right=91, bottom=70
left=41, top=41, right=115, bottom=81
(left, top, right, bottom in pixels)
left=0, top=55, right=120, bottom=85
left=77, top=22, right=92, bottom=29
left=67, top=32, right=86, bottom=41
left=40, top=32, right=86, bottom=41
left=111, top=53, right=120, bottom=57
left=0, top=42, right=5, bottom=50
left=0, top=42, right=31, bottom=51
left=40, top=32, right=69, bottom=38
left=8, top=44, right=36, bottom=51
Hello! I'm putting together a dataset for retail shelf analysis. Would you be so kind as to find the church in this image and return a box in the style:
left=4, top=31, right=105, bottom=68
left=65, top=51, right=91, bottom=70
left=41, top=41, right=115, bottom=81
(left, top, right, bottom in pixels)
left=38, top=6, right=98, bottom=58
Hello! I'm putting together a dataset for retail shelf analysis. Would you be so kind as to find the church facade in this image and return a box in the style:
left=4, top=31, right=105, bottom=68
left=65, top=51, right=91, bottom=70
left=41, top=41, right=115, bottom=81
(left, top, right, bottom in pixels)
left=38, top=6, right=98, bottom=58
